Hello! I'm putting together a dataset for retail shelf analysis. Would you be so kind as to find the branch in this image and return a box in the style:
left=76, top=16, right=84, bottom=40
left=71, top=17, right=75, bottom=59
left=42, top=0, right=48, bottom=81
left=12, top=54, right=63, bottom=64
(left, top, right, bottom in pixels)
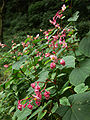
left=1, top=0, right=5, bottom=11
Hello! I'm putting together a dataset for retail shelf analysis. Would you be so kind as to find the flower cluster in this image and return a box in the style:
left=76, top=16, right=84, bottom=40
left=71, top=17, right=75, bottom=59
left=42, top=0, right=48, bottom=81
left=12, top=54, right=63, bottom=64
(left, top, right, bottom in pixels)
left=50, top=56, right=65, bottom=69
left=43, top=4, right=73, bottom=52
left=17, top=81, right=50, bottom=111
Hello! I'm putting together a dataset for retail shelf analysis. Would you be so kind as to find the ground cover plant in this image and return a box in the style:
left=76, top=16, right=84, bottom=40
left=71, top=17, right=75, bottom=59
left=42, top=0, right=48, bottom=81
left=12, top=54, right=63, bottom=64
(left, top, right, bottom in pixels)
left=0, top=2, right=90, bottom=120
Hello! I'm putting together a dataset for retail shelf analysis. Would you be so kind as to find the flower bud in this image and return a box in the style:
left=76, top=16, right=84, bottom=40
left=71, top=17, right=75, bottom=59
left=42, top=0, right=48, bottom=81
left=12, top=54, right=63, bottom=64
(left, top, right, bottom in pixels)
left=35, top=100, right=41, bottom=106
left=44, top=91, right=50, bottom=100
left=50, top=62, right=56, bottom=69
left=31, top=83, right=35, bottom=89
left=60, top=59, right=65, bottom=66
left=27, top=103, right=33, bottom=110
left=18, top=104, right=22, bottom=111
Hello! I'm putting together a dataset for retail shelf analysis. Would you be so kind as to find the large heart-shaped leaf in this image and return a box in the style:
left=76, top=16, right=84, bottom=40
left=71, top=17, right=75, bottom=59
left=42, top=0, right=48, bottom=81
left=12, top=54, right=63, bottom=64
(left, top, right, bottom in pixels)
left=69, top=59, right=90, bottom=86
left=56, top=91, right=90, bottom=120
left=62, top=56, right=75, bottom=68
left=57, top=56, right=75, bottom=70
left=79, top=31, right=90, bottom=57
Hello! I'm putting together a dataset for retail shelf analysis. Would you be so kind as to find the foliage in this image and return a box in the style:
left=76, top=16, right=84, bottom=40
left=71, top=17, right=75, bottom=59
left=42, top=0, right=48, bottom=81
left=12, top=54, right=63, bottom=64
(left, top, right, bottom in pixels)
left=3, top=0, right=90, bottom=46
left=0, top=2, right=90, bottom=120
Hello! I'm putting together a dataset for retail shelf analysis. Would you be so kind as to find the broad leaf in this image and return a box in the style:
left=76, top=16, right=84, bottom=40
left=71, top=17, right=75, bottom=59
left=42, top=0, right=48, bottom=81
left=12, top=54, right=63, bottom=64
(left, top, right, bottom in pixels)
left=79, top=31, right=90, bottom=57
left=70, top=59, right=90, bottom=86
left=74, top=83, right=88, bottom=94
left=62, top=56, right=75, bottom=68
left=56, top=91, right=90, bottom=120
left=60, top=97, right=70, bottom=106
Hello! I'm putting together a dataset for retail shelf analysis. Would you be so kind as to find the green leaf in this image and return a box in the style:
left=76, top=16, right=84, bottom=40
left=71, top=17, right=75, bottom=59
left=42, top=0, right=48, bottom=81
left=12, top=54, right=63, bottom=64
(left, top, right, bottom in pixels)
left=70, top=59, right=90, bottom=86
left=27, top=107, right=42, bottom=120
left=65, top=0, right=69, bottom=2
left=60, top=97, right=71, bottom=106
left=24, top=38, right=30, bottom=43
left=12, top=55, right=28, bottom=70
left=55, top=106, right=69, bottom=117
left=9, top=106, right=15, bottom=114
left=56, top=91, right=90, bottom=120
left=62, top=56, right=76, bottom=68
left=51, top=103, right=58, bottom=114
left=28, top=100, right=52, bottom=120
left=38, top=70, right=49, bottom=82
left=11, top=43, right=21, bottom=50
left=57, top=55, right=75, bottom=69
left=13, top=107, right=31, bottom=120
left=58, top=81, right=71, bottom=95
left=32, top=38, right=45, bottom=43
left=68, top=11, right=79, bottom=21
left=79, top=31, right=90, bottom=57
left=74, top=83, right=88, bottom=94
left=51, top=73, right=56, bottom=80
left=37, top=110, right=47, bottom=120
left=44, top=59, right=51, bottom=65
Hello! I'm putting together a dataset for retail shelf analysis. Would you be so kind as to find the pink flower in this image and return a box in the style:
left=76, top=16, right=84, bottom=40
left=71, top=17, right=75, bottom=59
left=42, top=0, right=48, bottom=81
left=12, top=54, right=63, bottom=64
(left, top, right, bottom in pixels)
left=62, top=4, right=66, bottom=11
left=21, top=42, right=25, bottom=48
left=59, top=40, right=62, bottom=45
left=31, top=83, right=35, bottom=89
left=32, top=94, right=41, bottom=100
left=44, top=91, right=50, bottom=100
left=12, top=40, right=14, bottom=43
left=18, top=52, right=23, bottom=56
left=36, top=34, right=39, bottom=39
left=50, top=55, right=57, bottom=61
left=27, top=103, right=33, bottom=110
left=37, top=92, right=42, bottom=100
left=45, top=53, right=50, bottom=57
left=0, top=43, right=6, bottom=48
left=4, top=64, right=8, bottom=68
left=52, top=35, right=58, bottom=41
left=34, top=88, right=40, bottom=95
left=50, top=62, right=56, bottom=69
left=62, top=41, right=67, bottom=48
left=49, top=19, right=56, bottom=25
left=52, top=51, right=56, bottom=54
left=34, top=84, right=40, bottom=94
left=60, top=59, right=65, bottom=66
left=35, top=100, right=41, bottom=106
left=55, top=43, right=58, bottom=48
left=38, top=57, right=43, bottom=61
left=27, top=35, right=30, bottom=38
left=55, top=23, right=60, bottom=28
left=43, top=31, right=48, bottom=35
left=18, top=100, right=21, bottom=104
left=18, top=104, right=22, bottom=111
left=36, top=83, right=41, bottom=90
left=0, top=42, right=2, bottom=46
left=45, top=35, right=48, bottom=39
left=25, top=42, right=30, bottom=47
left=67, top=29, right=70, bottom=32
